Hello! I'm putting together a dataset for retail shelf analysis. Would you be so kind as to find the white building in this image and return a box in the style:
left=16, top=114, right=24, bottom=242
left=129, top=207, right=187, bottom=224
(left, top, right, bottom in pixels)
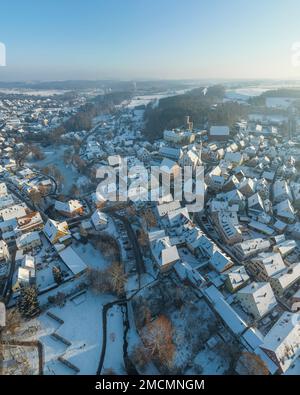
left=260, top=312, right=300, bottom=373
left=270, top=262, right=300, bottom=296
left=234, top=238, right=271, bottom=261
left=248, top=252, right=286, bottom=282
left=16, top=231, right=41, bottom=252
left=91, top=210, right=108, bottom=230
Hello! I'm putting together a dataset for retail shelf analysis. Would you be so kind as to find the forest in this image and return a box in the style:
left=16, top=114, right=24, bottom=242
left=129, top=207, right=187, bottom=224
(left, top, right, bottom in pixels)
left=143, top=85, right=249, bottom=140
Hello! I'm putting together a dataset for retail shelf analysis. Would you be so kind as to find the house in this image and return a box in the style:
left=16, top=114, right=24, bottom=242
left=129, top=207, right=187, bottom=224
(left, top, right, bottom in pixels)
left=0, top=182, right=7, bottom=197
left=224, top=151, right=243, bottom=166
left=273, top=239, right=297, bottom=257
left=248, top=252, right=286, bottom=282
left=0, top=302, right=6, bottom=328
left=54, top=199, right=84, bottom=217
left=16, top=231, right=41, bottom=252
left=0, top=204, right=27, bottom=221
left=14, top=254, right=36, bottom=291
left=209, top=125, right=230, bottom=140
left=91, top=210, right=108, bottom=230
left=205, top=285, right=248, bottom=335
left=222, top=175, right=240, bottom=192
left=214, top=211, right=242, bottom=245
left=17, top=211, right=44, bottom=233
left=274, top=199, right=295, bottom=223
left=159, top=146, right=183, bottom=161
left=270, top=262, right=300, bottom=296
left=225, top=266, right=250, bottom=293
left=237, top=282, right=277, bottom=320
left=163, top=129, right=195, bottom=145
left=156, top=200, right=181, bottom=217
left=179, top=148, right=202, bottom=169
left=234, top=238, right=271, bottom=261
left=160, top=158, right=181, bottom=178
left=273, top=180, right=293, bottom=204
left=248, top=220, right=274, bottom=236
left=58, top=246, right=87, bottom=276
left=238, top=178, right=255, bottom=197
left=17, top=167, right=35, bottom=179
left=91, top=192, right=106, bottom=209
left=260, top=312, right=300, bottom=373
left=0, top=240, right=9, bottom=262
left=209, top=250, right=234, bottom=273
left=43, top=219, right=70, bottom=244
left=218, top=189, right=245, bottom=210
left=0, top=194, right=14, bottom=209
left=151, top=236, right=180, bottom=272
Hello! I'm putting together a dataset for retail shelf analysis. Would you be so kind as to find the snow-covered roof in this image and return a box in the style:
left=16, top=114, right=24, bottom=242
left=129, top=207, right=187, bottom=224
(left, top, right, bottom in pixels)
left=59, top=246, right=87, bottom=275
left=205, top=285, right=248, bottom=335
left=226, top=266, right=250, bottom=290
left=209, top=126, right=230, bottom=136
left=55, top=199, right=83, bottom=214
left=156, top=200, right=181, bottom=217
left=151, top=236, right=180, bottom=269
left=273, top=239, right=297, bottom=257
left=210, top=250, right=233, bottom=273
left=271, top=262, right=300, bottom=291
left=260, top=312, right=300, bottom=373
left=16, top=231, right=40, bottom=248
left=0, top=204, right=27, bottom=221
left=44, top=219, right=69, bottom=243
left=91, top=209, right=108, bottom=228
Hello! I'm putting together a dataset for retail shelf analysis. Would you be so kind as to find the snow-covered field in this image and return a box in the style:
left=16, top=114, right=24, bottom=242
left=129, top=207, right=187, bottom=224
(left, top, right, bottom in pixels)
left=5, top=290, right=124, bottom=375
left=266, top=97, right=296, bottom=109
left=102, top=304, right=126, bottom=374
left=248, top=113, right=288, bottom=123
left=124, top=89, right=192, bottom=110
left=26, top=144, right=80, bottom=194
left=0, top=88, right=69, bottom=96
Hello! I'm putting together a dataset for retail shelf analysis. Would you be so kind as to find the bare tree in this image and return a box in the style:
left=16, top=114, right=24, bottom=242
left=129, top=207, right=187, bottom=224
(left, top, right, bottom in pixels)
left=236, top=352, right=269, bottom=375
left=142, top=315, right=175, bottom=369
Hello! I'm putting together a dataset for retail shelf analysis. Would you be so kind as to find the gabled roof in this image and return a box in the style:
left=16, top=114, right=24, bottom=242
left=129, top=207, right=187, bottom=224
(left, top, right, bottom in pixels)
left=210, top=250, right=232, bottom=273
left=260, top=312, right=300, bottom=372
left=252, top=252, right=286, bottom=277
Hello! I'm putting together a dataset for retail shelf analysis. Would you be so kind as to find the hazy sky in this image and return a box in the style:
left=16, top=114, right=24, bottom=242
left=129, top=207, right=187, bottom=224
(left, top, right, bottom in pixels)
left=1, top=0, right=300, bottom=81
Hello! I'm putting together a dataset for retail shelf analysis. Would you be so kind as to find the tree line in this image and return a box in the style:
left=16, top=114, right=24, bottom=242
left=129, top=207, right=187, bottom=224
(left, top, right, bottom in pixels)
left=143, top=85, right=249, bottom=140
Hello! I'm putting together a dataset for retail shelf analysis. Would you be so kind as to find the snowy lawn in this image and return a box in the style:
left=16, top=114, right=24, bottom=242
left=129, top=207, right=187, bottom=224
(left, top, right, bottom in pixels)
left=102, top=304, right=126, bottom=374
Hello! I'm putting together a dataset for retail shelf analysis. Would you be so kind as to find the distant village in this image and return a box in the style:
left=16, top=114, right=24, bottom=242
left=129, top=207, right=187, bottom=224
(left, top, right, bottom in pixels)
left=1, top=87, right=300, bottom=375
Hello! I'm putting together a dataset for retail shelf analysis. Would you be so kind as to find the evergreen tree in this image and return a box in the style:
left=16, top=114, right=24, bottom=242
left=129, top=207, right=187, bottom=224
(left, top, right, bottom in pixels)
left=52, top=266, right=63, bottom=285
left=18, top=286, right=40, bottom=318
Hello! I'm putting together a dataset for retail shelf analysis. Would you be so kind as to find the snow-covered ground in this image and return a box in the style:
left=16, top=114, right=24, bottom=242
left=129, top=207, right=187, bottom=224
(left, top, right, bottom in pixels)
left=5, top=290, right=124, bottom=375
left=102, top=304, right=126, bottom=374
left=0, top=88, right=69, bottom=96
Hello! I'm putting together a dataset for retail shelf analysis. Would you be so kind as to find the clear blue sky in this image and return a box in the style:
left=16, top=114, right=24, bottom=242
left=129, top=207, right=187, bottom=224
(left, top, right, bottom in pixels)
left=0, top=0, right=300, bottom=80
